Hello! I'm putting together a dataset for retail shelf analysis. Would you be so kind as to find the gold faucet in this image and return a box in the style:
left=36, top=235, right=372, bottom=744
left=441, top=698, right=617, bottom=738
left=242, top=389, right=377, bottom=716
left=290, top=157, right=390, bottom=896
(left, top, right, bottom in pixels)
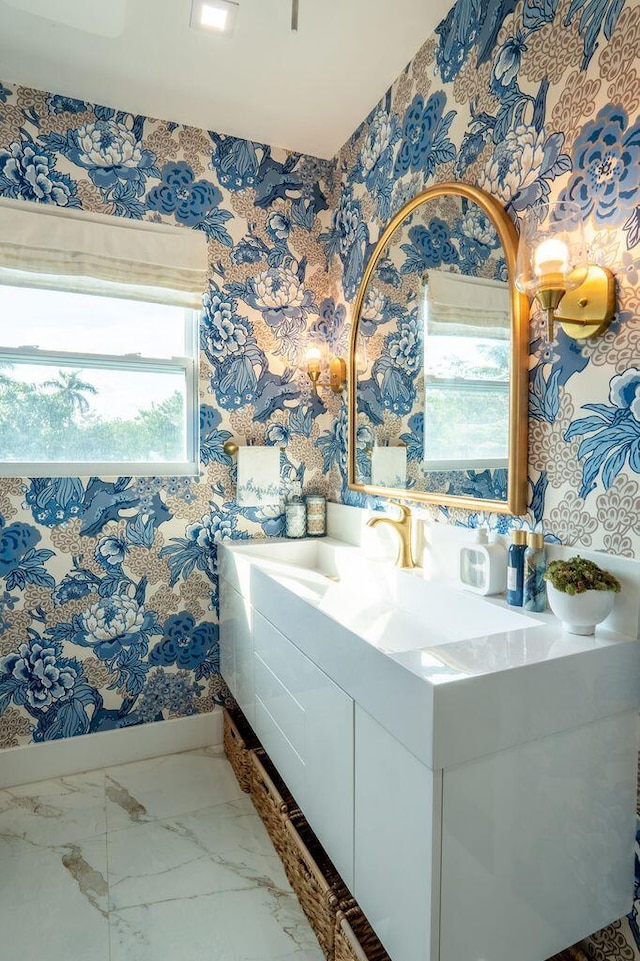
left=367, top=502, right=418, bottom=569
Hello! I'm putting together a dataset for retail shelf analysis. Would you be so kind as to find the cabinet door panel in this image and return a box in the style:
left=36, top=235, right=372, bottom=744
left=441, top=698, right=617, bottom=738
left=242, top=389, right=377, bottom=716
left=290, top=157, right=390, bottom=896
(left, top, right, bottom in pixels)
left=440, top=712, right=637, bottom=961
left=253, top=611, right=354, bottom=888
left=355, top=706, right=438, bottom=961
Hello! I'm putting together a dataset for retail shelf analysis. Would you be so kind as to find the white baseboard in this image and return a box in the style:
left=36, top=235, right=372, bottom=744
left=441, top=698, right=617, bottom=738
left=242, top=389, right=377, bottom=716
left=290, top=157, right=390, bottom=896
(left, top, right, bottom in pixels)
left=0, top=708, right=223, bottom=789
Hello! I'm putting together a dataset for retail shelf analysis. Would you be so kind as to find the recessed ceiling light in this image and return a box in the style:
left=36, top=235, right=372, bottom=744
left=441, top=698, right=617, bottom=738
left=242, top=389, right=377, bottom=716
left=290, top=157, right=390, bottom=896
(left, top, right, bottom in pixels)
left=200, top=4, right=227, bottom=29
left=190, top=0, right=238, bottom=34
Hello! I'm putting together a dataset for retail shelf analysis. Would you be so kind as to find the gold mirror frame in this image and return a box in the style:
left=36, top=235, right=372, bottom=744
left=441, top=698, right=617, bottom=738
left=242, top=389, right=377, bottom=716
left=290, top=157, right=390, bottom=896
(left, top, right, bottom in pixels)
left=348, top=182, right=529, bottom=515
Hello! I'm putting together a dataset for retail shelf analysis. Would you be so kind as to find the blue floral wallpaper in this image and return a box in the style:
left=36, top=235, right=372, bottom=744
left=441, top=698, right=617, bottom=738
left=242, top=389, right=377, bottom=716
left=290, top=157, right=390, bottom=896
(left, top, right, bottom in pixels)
left=0, top=83, right=347, bottom=747
left=0, top=2, right=639, bottom=949
left=0, top=0, right=638, bottom=767
left=326, top=0, right=640, bottom=558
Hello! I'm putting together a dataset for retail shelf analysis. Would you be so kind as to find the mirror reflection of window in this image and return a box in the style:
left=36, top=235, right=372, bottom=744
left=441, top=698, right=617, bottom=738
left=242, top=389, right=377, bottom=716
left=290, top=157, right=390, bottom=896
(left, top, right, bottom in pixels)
left=422, top=270, right=510, bottom=472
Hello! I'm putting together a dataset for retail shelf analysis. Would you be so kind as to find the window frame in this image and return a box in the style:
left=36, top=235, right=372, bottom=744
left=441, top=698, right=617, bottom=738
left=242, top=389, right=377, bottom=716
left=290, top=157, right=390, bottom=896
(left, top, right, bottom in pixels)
left=0, top=306, right=200, bottom=478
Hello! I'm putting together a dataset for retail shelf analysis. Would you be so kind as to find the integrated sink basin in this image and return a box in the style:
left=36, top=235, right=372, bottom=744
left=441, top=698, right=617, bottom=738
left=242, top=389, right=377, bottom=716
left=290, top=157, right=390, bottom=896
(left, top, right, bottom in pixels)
left=221, top=536, right=541, bottom=653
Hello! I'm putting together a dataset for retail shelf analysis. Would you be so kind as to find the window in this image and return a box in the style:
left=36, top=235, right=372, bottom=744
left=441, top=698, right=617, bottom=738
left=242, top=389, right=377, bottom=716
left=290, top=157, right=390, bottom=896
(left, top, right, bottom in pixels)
left=422, top=270, right=510, bottom=472
left=0, top=285, right=199, bottom=477
left=423, top=332, right=510, bottom=470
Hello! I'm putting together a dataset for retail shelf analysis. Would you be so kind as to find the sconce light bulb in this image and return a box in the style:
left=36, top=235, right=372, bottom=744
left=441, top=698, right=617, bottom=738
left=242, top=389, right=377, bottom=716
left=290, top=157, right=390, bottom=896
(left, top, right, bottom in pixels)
left=306, top=346, right=322, bottom=376
left=534, top=238, right=569, bottom=281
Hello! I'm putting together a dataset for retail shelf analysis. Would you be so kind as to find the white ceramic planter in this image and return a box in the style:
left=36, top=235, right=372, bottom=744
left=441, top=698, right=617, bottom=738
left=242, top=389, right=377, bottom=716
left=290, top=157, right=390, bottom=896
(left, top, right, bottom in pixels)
left=546, top=583, right=616, bottom=635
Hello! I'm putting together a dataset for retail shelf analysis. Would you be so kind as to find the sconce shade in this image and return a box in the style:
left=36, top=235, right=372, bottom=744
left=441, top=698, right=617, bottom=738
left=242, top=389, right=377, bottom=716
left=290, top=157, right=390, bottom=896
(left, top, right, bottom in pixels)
left=306, top=345, right=322, bottom=375
left=514, top=201, right=614, bottom=343
left=304, top=341, right=346, bottom=397
left=515, top=202, right=588, bottom=298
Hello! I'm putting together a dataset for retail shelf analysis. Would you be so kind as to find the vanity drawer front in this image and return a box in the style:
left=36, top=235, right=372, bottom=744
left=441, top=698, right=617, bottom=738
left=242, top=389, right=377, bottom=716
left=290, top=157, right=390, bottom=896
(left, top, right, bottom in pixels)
left=254, top=611, right=320, bottom=707
left=255, top=693, right=306, bottom=806
left=254, top=652, right=305, bottom=758
left=253, top=610, right=355, bottom=889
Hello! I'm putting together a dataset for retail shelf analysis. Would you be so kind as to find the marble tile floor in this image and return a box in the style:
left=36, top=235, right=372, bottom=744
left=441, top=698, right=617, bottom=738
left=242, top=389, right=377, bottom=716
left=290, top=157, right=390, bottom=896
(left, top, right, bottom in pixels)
left=0, top=747, right=324, bottom=961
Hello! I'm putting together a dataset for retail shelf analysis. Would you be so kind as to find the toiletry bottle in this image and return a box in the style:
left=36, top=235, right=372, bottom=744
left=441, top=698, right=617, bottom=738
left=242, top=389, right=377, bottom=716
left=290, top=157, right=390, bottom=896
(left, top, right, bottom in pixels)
left=523, top=531, right=547, bottom=612
left=285, top=482, right=306, bottom=539
left=459, top=528, right=507, bottom=596
left=506, top=529, right=527, bottom=607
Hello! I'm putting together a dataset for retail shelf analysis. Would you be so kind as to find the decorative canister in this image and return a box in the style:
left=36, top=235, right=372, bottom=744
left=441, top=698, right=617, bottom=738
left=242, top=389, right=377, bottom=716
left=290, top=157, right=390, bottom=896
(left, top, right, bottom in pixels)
left=305, top=495, right=326, bottom=537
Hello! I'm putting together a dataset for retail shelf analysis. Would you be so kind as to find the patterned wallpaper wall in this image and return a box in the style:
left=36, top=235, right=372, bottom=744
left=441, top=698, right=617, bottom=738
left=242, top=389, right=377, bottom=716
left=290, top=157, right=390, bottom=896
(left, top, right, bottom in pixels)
left=0, top=3, right=639, bottom=951
left=0, top=0, right=638, bottom=762
left=329, top=0, right=640, bottom=560
left=0, top=82, right=348, bottom=748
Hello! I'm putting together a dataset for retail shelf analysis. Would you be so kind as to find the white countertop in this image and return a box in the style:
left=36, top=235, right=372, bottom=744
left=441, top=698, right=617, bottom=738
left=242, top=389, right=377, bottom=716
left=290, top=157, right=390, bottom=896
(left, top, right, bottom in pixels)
left=219, top=538, right=640, bottom=769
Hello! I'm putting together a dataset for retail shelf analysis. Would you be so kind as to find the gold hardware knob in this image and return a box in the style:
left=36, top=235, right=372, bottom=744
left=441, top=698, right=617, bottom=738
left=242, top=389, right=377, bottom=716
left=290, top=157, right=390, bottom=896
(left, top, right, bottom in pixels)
left=223, top=439, right=239, bottom=457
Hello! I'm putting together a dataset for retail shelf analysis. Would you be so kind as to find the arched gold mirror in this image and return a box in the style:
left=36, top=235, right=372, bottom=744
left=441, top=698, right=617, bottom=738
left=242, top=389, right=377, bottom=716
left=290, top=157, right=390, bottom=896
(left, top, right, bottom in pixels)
left=348, top=183, right=528, bottom=515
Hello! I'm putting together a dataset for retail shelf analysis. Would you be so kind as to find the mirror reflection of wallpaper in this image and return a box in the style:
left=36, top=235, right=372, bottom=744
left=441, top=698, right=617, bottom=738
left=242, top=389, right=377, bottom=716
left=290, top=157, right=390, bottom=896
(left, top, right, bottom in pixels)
left=355, top=193, right=511, bottom=501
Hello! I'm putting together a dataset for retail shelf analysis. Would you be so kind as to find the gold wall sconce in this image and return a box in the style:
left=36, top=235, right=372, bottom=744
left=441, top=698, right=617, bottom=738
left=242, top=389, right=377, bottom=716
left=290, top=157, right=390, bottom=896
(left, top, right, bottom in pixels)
left=306, top=346, right=347, bottom=396
left=515, top=201, right=615, bottom=342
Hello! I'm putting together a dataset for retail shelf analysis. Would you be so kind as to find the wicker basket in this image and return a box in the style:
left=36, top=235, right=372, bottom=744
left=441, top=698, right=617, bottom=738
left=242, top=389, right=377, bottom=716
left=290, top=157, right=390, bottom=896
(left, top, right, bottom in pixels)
left=334, top=905, right=391, bottom=961
left=223, top=708, right=259, bottom=792
left=249, top=751, right=300, bottom=860
left=281, top=814, right=350, bottom=960
left=548, top=948, right=591, bottom=961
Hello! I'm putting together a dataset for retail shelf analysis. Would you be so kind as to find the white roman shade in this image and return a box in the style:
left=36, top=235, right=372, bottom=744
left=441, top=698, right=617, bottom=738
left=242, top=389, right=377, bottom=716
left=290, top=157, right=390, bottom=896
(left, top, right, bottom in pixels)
left=0, top=198, right=208, bottom=307
left=425, top=269, right=511, bottom=339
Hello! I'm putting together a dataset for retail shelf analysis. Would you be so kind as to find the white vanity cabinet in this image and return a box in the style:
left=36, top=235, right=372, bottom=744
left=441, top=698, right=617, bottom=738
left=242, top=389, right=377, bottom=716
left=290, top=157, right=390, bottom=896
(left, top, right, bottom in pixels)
left=219, top=540, right=640, bottom=961
left=219, top=564, right=355, bottom=889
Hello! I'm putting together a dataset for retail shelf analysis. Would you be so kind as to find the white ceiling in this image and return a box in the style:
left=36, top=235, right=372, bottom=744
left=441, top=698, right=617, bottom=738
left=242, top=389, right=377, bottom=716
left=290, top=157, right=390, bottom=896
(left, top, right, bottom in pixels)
left=0, top=0, right=453, bottom=159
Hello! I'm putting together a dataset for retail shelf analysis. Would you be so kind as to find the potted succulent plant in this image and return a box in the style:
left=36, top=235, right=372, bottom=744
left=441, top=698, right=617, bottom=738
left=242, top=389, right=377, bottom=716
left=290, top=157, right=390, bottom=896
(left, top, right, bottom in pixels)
left=544, top=556, right=621, bottom=635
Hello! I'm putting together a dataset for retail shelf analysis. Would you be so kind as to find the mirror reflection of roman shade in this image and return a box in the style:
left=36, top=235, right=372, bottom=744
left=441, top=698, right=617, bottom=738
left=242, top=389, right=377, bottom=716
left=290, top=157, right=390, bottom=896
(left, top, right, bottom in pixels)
left=0, top=197, right=208, bottom=307
left=425, top=270, right=510, bottom=339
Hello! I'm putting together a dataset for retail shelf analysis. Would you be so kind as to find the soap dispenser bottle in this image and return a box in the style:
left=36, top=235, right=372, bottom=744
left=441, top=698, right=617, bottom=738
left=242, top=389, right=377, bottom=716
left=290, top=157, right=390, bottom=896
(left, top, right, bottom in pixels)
left=459, top=528, right=507, bottom=596
left=523, top=531, right=547, bottom=612
left=506, top=529, right=527, bottom=607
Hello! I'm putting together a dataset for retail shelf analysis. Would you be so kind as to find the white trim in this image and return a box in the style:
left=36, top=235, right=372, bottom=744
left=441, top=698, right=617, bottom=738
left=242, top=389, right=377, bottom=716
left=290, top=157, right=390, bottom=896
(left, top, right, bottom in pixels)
left=0, top=709, right=222, bottom=789
left=0, top=346, right=192, bottom=373
left=425, top=377, right=510, bottom=392
left=422, top=458, right=509, bottom=471
left=0, top=462, right=200, bottom=478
